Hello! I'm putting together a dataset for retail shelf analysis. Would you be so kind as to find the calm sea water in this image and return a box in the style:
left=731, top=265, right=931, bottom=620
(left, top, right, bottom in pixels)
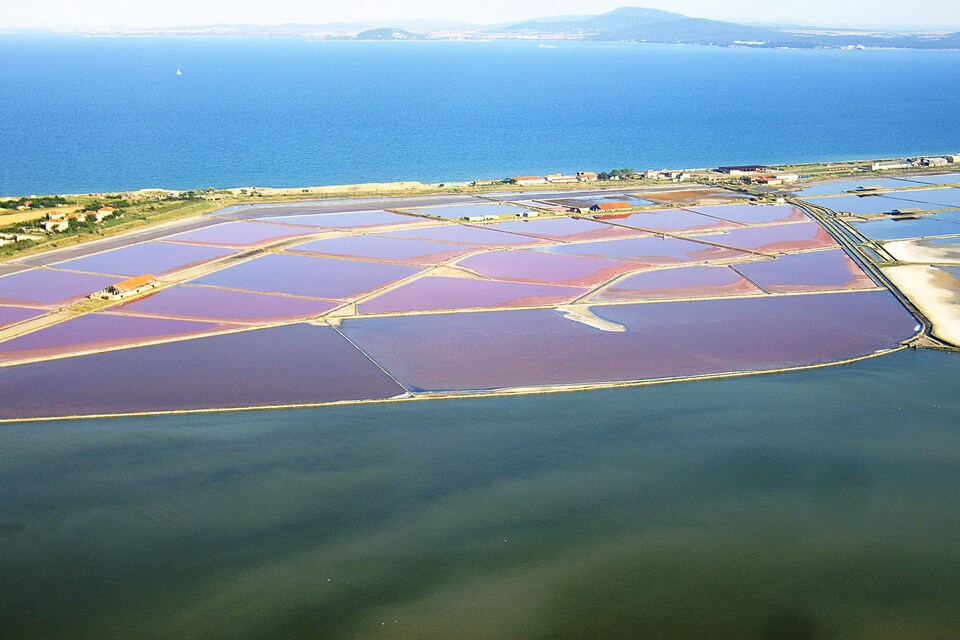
left=2, top=37, right=960, bottom=195
left=1, top=349, right=959, bottom=639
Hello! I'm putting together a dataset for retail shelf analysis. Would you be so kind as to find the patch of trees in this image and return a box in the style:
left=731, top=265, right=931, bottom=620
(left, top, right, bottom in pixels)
left=0, top=196, right=68, bottom=210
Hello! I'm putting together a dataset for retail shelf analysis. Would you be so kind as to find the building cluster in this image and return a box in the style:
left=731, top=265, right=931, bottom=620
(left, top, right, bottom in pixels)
left=715, top=165, right=799, bottom=185
left=0, top=233, right=43, bottom=247
left=869, top=156, right=959, bottom=171
left=44, top=206, right=118, bottom=232
left=91, top=275, right=159, bottom=300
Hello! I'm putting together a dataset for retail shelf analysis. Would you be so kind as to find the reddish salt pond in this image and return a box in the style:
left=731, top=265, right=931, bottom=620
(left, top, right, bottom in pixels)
left=539, top=235, right=747, bottom=264
left=51, top=241, right=235, bottom=277
left=610, top=209, right=738, bottom=233
left=0, top=270, right=118, bottom=306
left=0, top=305, right=47, bottom=329
left=118, top=285, right=339, bottom=322
left=288, top=235, right=476, bottom=265
left=339, top=291, right=917, bottom=392
left=589, top=266, right=761, bottom=302
left=382, top=224, right=545, bottom=247
left=733, top=249, right=877, bottom=293
left=0, top=313, right=227, bottom=363
left=0, top=324, right=406, bottom=420
left=686, top=204, right=809, bottom=225
left=486, top=217, right=641, bottom=242
left=162, top=221, right=313, bottom=247
left=359, top=276, right=586, bottom=314
left=262, top=210, right=424, bottom=230
left=192, top=253, right=422, bottom=300
left=456, top=250, right=637, bottom=287
left=693, top=221, right=838, bottom=254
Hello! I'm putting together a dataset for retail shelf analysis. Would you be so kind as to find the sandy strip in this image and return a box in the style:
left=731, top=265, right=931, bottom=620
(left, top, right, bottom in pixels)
left=883, top=265, right=960, bottom=346
left=884, top=238, right=960, bottom=265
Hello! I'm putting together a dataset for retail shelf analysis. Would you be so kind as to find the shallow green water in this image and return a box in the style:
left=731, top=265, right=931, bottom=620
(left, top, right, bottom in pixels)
left=1, top=349, right=959, bottom=639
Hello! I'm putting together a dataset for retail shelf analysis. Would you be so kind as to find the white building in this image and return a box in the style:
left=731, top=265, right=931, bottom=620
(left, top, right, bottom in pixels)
left=514, top=176, right=547, bottom=186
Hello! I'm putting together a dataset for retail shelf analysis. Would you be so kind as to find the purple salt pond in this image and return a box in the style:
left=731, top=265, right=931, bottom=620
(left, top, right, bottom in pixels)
left=0, top=324, right=406, bottom=419
left=686, top=204, right=809, bottom=225
left=163, top=221, right=313, bottom=247
left=693, top=222, right=838, bottom=254
left=590, top=266, right=761, bottom=302
left=0, top=305, right=47, bottom=329
left=288, top=235, right=476, bottom=265
left=0, top=270, right=118, bottom=306
left=609, top=209, right=737, bottom=233
left=0, top=313, right=227, bottom=363
left=487, top=217, right=641, bottom=242
left=733, top=249, right=877, bottom=293
left=263, top=210, right=424, bottom=229
left=382, top=224, right=545, bottom=247
left=192, top=253, right=422, bottom=300
left=457, top=250, right=637, bottom=287
left=540, top=235, right=746, bottom=264
left=339, top=290, right=917, bottom=392
left=405, top=203, right=531, bottom=219
left=52, top=241, right=235, bottom=277
left=118, top=285, right=339, bottom=322
left=359, top=276, right=586, bottom=314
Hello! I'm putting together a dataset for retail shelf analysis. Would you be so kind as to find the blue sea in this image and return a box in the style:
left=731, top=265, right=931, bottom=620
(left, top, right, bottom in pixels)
left=2, top=36, right=960, bottom=195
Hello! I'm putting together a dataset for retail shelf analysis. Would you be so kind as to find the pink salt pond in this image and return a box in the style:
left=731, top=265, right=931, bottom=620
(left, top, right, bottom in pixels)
left=381, top=224, right=545, bottom=247
left=359, top=276, right=586, bottom=314
left=339, top=291, right=917, bottom=393
left=733, top=249, right=878, bottom=293
left=456, top=250, right=637, bottom=287
left=262, top=210, right=424, bottom=230
left=0, top=324, right=407, bottom=419
left=611, top=209, right=738, bottom=233
left=686, top=204, right=809, bottom=225
left=162, top=221, right=314, bottom=247
left=118, top=285, right=339, bottom=322
left=539, top=235, right=747, bottom=264
left=693, top=222, right=839, bottom=254
left=52, top=241, right=235, bottom=277
left=191, top=253, right=423, bottom=300
left=0, top=269, right=119, bottom=306
left=0, top=305, right=47, bottom=329
left=589, top=266, right=762, bottom=302
left=486, top=217, right=642, bottom=242
left=0, top=313, right=228, bottom=363
left=287, top=235, right=477, bottom=265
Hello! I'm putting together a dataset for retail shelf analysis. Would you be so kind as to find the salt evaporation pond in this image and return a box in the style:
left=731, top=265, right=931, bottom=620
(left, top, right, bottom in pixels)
left=694, top=222, right=837, bottom=253
left=686, top=204, right=808, bottom=225
left=851, top=214, right=960, bottom=241
left=900, top=173, right=960, bottom=186
left=192, top=253, right=422, bottom=300
left=405, top=203, right=532, bottom=219
left=383, top=224, right=544, bottom=246
left=118, top=286, right=339, bottom=322
left=52, top=241, right=235, bottom=277
left=488, top=217, right=640, bottom=242
left=0, top=305, right=46, bottom=329
left=793, top=178, right=917, bottom=197
left=589, top=266, right=760, bottom=302
left=734, top=249, right=877, bottom=293
left=457, top=250, right=636, bottom=287
left=262, top=210, right=424, bottom=229
left=339, top=290, right=918, bottom=393
left=0, top=324, right=406, bottom=420
left=288, top=235, right=476, bottom=265
left=359, top=276, right=585, bottom=314
left=0, top=270, right=118, bottom=306
left=540, top=235, right=745, bottom=264
left=163, top=221, right=313, bottom=247
left=610, top=209, right=737, bottom=233
left=0, top=313, right=225, bottom=363
left=806, top=194, right=927, bottom=216
left=888, top=187, right=960, bottom=209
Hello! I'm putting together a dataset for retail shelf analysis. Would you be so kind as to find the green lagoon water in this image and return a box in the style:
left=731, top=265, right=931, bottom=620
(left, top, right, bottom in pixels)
left=1, top=349, right=959, bottom=639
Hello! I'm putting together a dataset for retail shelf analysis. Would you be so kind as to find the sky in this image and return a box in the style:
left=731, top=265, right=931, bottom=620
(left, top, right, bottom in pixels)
left=2, top=0, right=960, bottom=31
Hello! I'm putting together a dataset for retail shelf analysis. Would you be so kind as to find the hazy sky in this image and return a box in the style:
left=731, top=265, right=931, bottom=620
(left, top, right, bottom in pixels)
left=3, top=0, right=960, bottom=30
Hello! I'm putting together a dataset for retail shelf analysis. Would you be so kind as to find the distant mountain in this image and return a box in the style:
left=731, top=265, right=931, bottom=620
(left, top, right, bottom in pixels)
left=503, top=7, right=780, bottom=43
